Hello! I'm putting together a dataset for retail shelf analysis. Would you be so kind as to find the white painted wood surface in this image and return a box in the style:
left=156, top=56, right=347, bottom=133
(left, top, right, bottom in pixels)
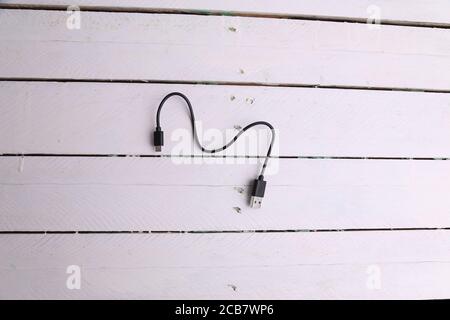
left=1, top=10, right=450, bottom=90
left=2, top=82, right=450, bottom=157
left=3, top=0, right=450, bottom=26
left=1, top=3, right=449, bottom=300
left=1, top=231, right=450, bottom=299
left=2, top=156, right=450, bottom=230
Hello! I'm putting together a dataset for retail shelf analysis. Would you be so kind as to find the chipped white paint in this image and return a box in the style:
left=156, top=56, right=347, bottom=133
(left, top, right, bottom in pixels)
left=3, top=0, right=450, bottom=25
left=2, top=156, right=450, bottom=230
left=1, top=232, right=450, bottom=299
left=1, top=82, right=450, bottom=157
left=1, top=10, right=450, bottom=90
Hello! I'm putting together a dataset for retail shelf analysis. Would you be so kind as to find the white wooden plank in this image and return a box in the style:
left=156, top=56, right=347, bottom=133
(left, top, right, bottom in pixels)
left=3, top=0, right=450, bottom=26
left=2, top=82, right=450, bottom=157
left=1, top=10, right=450, bottom=90
left=2, top=156, right=450, bottom=230
left=1, top=231, right=450, bottom=299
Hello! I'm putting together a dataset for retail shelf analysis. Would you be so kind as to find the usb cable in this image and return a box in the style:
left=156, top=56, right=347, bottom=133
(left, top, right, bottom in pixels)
left=153, top=92, right=275, bottom=208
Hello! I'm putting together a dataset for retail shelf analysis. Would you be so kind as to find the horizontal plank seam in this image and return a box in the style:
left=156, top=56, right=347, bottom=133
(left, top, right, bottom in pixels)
left=1, top=78, right=448, bottom=94
left=1, top=4, right=450, bottom=30
left=2, top=154, right=450, bottom=161
left=1, top=228, right=450, bottom=234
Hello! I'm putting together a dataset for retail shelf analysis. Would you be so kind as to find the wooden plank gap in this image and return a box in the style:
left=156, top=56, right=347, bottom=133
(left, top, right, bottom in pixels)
left=1, top=78, right=450, bottom=94
left=1, top=4, right=450, bottom=30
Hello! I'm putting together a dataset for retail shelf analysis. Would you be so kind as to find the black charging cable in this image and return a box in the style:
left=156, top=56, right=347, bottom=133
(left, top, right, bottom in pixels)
left=153, top=92, right=275, bottom=208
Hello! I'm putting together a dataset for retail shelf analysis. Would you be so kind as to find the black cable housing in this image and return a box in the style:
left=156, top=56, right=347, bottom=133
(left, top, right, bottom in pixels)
left=155, top=92, right=275, bottom=177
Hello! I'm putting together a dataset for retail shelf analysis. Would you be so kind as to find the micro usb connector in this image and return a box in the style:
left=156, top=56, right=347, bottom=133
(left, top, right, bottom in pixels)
left=153, top=126, right=164, bottom=152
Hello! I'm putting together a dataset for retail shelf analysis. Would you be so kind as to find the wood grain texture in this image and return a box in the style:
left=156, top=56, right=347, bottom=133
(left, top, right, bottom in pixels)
left=3, top=0, right=450, bottom=26
left=1, top=5, right=449, bottom=300
left=1, top=231, right=450, bottom=299
left=2, top=82, right=450, bottom=157
left=1, top=10, right=450, bottom=90
left=2, top=156, right=450, bottom=230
